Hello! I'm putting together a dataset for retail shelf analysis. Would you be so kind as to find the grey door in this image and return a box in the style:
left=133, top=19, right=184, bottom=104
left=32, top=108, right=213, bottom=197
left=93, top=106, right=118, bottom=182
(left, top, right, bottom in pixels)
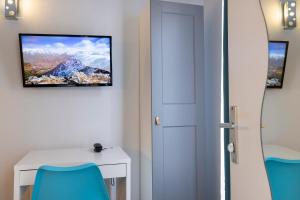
left=151, top=1, right=204, bottom=200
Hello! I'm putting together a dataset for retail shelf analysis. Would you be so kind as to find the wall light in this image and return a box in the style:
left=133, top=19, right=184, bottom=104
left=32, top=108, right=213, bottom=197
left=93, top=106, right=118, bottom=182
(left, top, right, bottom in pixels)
left=5, top=0, right=19, bottom=19
left=283, top=1, right=297, bottom=29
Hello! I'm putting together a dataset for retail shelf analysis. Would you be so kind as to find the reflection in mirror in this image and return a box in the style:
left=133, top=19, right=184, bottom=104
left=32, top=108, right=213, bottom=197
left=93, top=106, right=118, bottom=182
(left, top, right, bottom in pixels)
left=261, top=0, right=300, bottom=199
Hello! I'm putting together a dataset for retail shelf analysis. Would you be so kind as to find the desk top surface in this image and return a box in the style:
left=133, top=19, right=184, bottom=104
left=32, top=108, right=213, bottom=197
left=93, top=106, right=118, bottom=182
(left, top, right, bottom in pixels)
left=15, top=147, right=131, bottom=171
left=264, top=144, right=300, bottom=160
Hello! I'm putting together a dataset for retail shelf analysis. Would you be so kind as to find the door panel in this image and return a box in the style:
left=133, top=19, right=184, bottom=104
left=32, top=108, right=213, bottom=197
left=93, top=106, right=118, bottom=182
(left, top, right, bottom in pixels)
left=163, top=105, right=197, bottom=126
left=163, top=126, right=197, bottom=200
left=152, top=1, right=204, bottom=200
left=162, top=12, right=196, bottom=104
left=228, top=0, right=272, bottom=199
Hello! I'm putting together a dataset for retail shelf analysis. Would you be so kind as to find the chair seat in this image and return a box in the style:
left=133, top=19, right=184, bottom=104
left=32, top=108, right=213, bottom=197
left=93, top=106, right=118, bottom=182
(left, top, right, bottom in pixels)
left=31, top=163, right=110, bottom=200
left=266, top=158, right=300, bottom=200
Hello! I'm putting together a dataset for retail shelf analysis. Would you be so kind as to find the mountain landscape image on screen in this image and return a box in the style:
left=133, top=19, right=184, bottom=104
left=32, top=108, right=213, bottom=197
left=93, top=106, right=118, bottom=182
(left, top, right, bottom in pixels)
left=21, top=35, right=112, bottom=86
left=267, top=42, right=287, bottom=87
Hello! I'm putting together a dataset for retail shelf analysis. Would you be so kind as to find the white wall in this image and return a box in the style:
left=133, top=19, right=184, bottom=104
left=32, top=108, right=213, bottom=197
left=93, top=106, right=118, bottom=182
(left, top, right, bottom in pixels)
left=261, top=0, right=300, bottom=151
left=0, top=0, right=147, bottom=199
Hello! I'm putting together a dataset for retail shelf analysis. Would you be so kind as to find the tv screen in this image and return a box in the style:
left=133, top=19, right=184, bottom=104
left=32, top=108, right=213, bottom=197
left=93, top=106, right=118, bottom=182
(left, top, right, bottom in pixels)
left=19, top=34, right=112, bottom=87
left=267, top=41, right=289, bottom=89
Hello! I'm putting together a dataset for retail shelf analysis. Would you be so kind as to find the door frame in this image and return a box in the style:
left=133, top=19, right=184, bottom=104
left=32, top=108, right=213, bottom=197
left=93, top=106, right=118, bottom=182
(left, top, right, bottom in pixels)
left=150, top=1, right=205, bottom=199
left=227, top=0, right=272, bottom=199
left=223, top=0, right=231, bottom=199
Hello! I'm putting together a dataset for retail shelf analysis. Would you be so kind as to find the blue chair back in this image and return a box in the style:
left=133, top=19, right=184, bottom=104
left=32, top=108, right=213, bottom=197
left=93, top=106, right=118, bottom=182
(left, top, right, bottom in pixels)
left=32, top=163, right=110, bottom=200
left=265, top=157, right=300, bottom=200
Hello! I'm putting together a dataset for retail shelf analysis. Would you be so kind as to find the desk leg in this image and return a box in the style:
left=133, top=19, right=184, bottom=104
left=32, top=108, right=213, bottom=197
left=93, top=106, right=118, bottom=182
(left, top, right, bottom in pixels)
left=14, top=170, right=28, bottom=200
left=14, top=170, right=21, bottom=200
left=126, top=163, right=131, bottom=200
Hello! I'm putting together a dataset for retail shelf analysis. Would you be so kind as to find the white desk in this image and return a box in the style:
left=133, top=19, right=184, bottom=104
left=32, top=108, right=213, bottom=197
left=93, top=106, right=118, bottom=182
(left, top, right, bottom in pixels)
left=14, top=147, right=131, bottom=200
left=264, top=144, right=300, bottom=160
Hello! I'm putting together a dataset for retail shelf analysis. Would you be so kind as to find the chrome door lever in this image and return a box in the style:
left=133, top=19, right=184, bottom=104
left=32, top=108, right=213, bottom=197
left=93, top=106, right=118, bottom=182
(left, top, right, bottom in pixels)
left=220, top=106, right=239, bottom=164
left=219, top=122, right=236, bottom=129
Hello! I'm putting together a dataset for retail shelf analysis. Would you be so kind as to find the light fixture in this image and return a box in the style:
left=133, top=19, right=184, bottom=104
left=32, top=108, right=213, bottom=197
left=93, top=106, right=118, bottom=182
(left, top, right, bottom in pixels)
left=283, top=0, right=297, bottom=29
left=5, top=0, right=19, bottom=20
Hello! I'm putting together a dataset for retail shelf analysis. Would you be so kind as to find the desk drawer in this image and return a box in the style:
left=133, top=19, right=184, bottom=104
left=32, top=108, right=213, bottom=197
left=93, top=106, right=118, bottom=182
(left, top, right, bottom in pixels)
left=19, top=164, right=127, bottom=186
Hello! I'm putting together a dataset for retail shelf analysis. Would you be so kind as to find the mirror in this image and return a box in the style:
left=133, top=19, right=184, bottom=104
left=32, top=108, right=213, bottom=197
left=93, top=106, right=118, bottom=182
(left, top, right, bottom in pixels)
left=261, top=0, right=300, bottom=199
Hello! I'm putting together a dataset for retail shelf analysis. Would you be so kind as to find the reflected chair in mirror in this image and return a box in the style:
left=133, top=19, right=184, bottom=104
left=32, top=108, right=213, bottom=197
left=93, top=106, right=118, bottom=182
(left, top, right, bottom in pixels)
left=265, top=158, right=300, bottom=200
left=32, top=163, right=110, bottom=200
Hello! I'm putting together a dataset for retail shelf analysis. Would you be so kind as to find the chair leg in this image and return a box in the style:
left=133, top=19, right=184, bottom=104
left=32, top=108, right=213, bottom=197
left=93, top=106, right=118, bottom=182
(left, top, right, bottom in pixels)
left=110, top=178, right=117, bottom=200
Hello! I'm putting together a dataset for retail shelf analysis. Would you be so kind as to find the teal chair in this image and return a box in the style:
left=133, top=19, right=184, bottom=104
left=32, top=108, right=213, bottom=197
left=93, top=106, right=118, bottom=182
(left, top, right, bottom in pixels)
left=265, top=157, right=300, bottom=200
left=32, top=163, right=110, bottom=200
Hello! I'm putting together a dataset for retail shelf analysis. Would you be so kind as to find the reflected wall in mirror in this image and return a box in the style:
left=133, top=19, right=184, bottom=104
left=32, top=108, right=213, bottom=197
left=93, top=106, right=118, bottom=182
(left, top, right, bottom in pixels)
left=261, top=0, right=300, bottom=199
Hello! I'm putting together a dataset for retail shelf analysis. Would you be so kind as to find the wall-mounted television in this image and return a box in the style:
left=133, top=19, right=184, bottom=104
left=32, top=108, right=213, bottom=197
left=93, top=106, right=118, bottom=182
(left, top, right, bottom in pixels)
left=19, top=34, right=112, bottom=87
left=267, top=41, right=289, bottom=89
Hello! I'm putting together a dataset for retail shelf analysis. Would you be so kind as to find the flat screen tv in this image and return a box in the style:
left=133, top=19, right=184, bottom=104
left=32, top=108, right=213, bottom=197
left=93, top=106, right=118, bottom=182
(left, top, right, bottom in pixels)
left=19, top=34, right=112, bottom=87
left=267, top=41, right=289, bottom=89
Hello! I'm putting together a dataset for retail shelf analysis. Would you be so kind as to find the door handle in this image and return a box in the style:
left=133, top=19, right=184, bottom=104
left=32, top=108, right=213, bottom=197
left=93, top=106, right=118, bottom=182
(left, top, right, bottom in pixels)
left=219, top=106, right=239, bottom=164
left=227, top=143, right=235, bottom=153
left=219, top=122, right=236, bottom=129
left=154, top=116, right=161, bottom=126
